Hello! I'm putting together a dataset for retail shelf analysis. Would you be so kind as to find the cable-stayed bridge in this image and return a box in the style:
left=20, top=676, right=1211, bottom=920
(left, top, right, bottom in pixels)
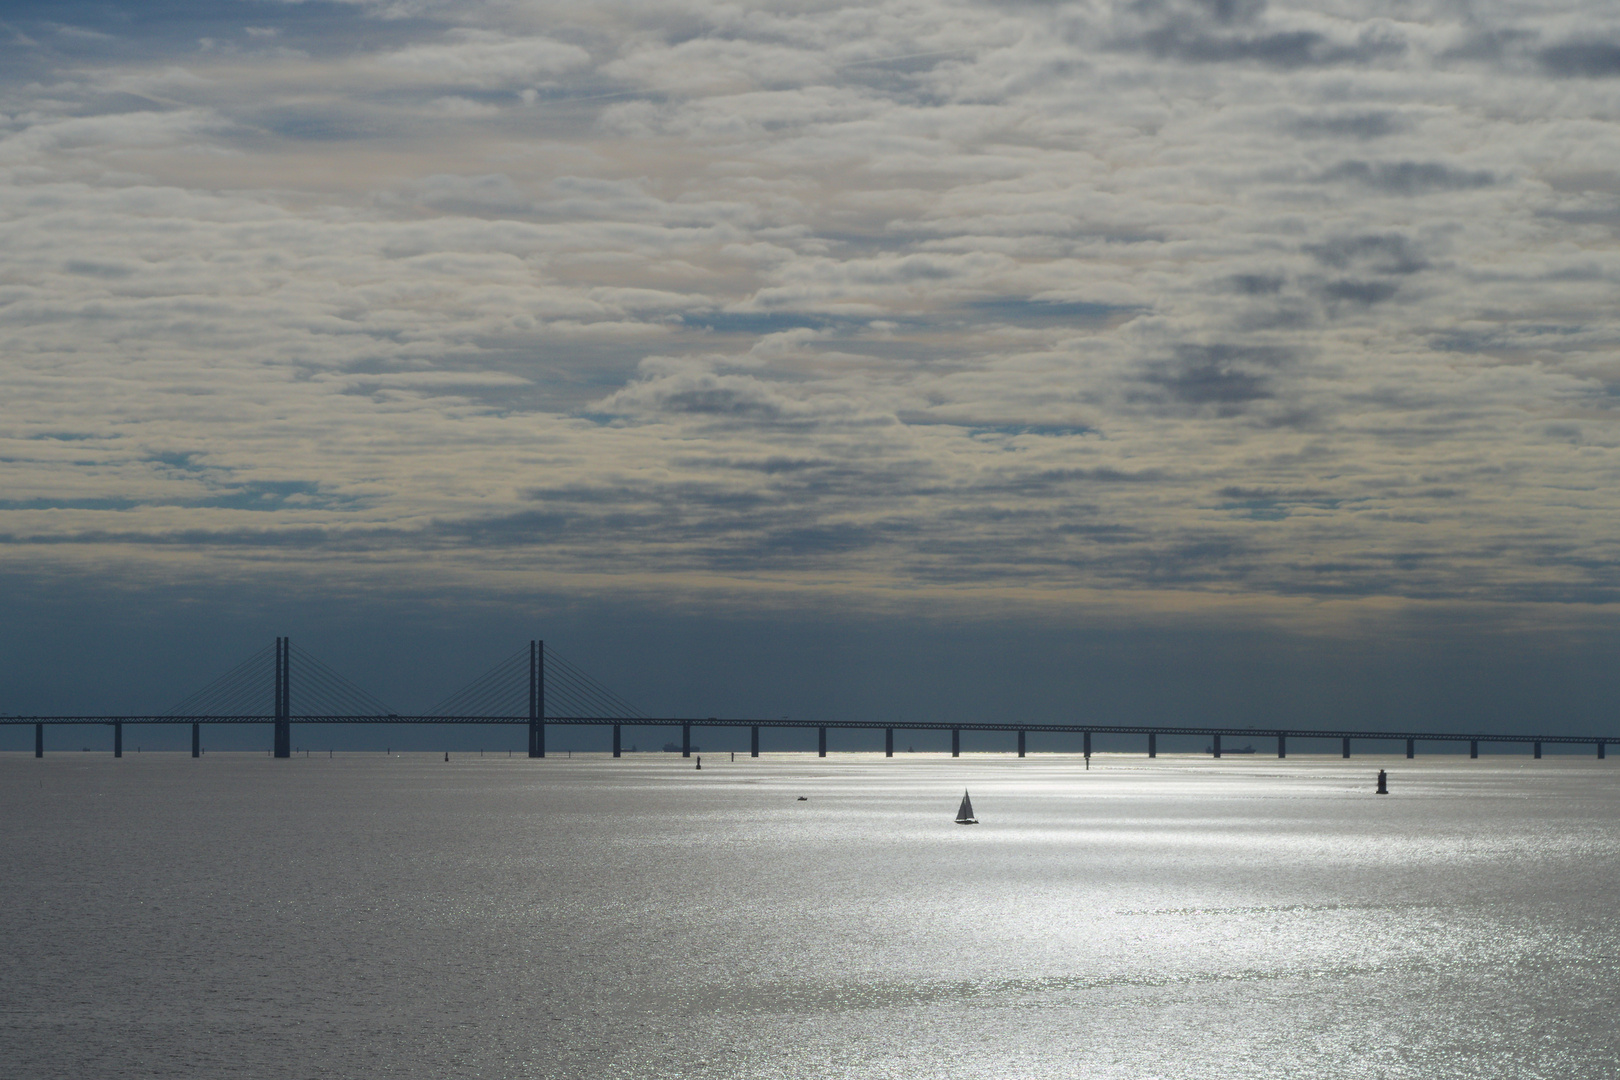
left=3, top=637, right=1614, bottom=761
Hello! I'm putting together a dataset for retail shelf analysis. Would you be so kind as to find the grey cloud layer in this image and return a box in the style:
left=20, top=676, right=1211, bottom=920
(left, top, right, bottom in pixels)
left=2, top=0, right=1619, bottom=609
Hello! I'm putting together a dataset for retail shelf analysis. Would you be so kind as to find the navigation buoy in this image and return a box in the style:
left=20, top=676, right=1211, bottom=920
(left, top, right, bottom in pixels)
left=1376, top=769, right=1388, bottom=795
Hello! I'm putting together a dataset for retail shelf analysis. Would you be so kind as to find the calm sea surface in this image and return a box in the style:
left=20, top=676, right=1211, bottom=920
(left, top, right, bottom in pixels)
left=3, top=752, right=1617, bottom=1078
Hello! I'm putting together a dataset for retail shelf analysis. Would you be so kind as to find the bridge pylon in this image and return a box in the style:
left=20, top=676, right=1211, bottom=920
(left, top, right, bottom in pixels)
left=528, top=640, right=545, bottom=758
left=274, top=637, right=291, bottom=758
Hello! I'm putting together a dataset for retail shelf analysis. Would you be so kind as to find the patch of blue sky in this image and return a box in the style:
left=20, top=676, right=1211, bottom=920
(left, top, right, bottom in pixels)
left=251, top=106, right=372, bottom=143
left=202, top=481, right=361, bottom=512
left=149, top=451, right=208, bottom=471
left=1218, top=496, right=1344, bottom=521
left=571, top=411, right=628, bottom=428
left=963, top=298, right=1139, bottom=324
left=0, top=0, right=434, bottom=64
left=968, top=424, right=1094, bottom=439
left=0, top=498, right=142, bottom=511
left=0, top=482, right=361, bottom=513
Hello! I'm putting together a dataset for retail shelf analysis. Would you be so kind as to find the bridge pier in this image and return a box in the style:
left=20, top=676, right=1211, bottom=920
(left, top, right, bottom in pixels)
left=818, top=726, right=826, bottom=757
left=751, top=725, right=759, bottom=757
left=1083, top=731, right=1091, bottom=761
left=192, top=723, right=200, bottom=758
left=612, top=724, right=621, bottom=758
left=1471, top=740, right=1478, bottom=759
left=1017, top=730, right=1025, bottom=758
left=1342, top=737, right=1351, bottom=758
left=1534, top=741, right=1542, bottom=759
left=1406, top=739, right=1415, bottom=759
left=35, top=723, right=43, bottom=758
left=951, top=728, right=960, bottom=757
left=114, top=722, right=122, bottom=758
left=885, top=728, right=893, bottom=757
left=1278, top=733, right=1287, bottom=759
left=1601, top=742, right=1607, bottom=760
left=683, top=723, right=691, bottom=758
left=1212, top=733, right=1221, bottom=758
left=1148, top=732, right=1156, bottom=758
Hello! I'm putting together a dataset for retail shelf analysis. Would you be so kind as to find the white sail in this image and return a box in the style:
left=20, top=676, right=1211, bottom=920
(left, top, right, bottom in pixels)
left=956, top=790, right=975, bottom=822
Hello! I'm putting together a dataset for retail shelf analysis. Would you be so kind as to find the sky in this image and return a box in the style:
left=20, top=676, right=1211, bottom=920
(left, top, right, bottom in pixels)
left=3, top=0, right=1620, bottom=746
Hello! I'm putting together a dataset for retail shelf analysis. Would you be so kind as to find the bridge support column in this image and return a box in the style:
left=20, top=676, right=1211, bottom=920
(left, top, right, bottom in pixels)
left=1471, top=740, right=1478, bottom=759
left=274, top=636, right=291, bottom=759
left=192, top=723, right=200, bottom=758
left=751, top=726, right=759, bottom=757
left=1212, top=733, right=1221, bottom=759
left=683, top=723, right=691, bottom=758
left=528, top=640, right=545, bottom=758
left=818, top=727, right=826, bottom=757
left=612, top=725, right=621, bottom=758
left=951, top=728, right=960, bottom=757
left=114, top=722, right=122, bottom=758
left=1017, top=730, right=1025, bottom=758
left=1148, top=732, right=1156, bottom=758
left=1342, top=737, right=1351, bottom=759
left=1406, top=739, right=1415, bottom=759
left=1278, top=733, right=1287, bottom=759
left=1083, top=731, right=1091, bottom=761
left=885, top=728, right=893, bottom=757
left=1534, top=741, right=1542, bottom=759
left=35, top=723, right=43, bottom=758
left=1600, top=742, right=1607, bottom=760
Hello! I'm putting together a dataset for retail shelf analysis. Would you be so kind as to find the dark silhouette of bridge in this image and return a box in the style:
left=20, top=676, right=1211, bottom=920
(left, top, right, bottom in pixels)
left=3, top=637, right=1613, bottom=762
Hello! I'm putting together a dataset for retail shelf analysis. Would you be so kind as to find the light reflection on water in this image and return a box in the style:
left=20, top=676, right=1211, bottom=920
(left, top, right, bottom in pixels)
left=2, top=752, right=1617, bottom=1078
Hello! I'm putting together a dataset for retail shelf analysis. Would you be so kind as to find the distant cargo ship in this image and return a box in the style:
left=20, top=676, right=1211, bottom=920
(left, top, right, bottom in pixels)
left=1207, top=744, right=1256, bottom=754
left=663, top=742, right=699, bottom=753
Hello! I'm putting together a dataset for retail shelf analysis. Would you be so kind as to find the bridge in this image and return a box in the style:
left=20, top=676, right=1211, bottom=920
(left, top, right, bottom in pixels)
left=3, top=638, right=1612, bottom=762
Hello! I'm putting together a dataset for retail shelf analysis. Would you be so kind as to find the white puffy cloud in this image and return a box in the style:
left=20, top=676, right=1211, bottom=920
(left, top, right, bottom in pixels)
left=375, top=28, right=590, bottom=86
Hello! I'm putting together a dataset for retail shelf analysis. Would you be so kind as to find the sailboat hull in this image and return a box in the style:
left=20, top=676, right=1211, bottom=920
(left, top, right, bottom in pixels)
left=955, top=819, right=978, bottom=824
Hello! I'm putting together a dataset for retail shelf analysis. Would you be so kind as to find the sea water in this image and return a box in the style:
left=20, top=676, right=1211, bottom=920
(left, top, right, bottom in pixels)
left=2, top=752, right=1616, bottom=1078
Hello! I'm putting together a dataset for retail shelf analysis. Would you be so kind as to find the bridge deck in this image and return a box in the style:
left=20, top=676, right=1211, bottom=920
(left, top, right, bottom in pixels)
left=0, top=714, right=1610, bottom=746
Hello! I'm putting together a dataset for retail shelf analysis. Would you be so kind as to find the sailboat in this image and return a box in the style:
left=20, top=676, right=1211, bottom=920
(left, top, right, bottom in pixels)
left=955, top=790, right=978, bottom=825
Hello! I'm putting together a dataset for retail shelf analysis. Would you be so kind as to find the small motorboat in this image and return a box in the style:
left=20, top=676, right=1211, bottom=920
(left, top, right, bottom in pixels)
left=955, top=790, right=978, bottom=825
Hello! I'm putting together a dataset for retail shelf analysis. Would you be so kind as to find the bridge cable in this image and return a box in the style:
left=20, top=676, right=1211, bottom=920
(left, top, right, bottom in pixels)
left=544, top=649, right=645, bottom=719
left=287, top=644, right=398, bottom=717
left=165, top=643, right=277, bottom=717
left=425, top=647, right=529, bottom=717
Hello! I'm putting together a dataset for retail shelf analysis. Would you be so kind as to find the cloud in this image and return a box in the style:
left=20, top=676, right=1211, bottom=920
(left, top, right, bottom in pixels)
left=374, top=29, right=591, bottom=87
left=1317, top=160, right=1496, bottom=194
left=1117, top=1, right=1409, bottom=70
left=0, top=0, right=1618, bottom=619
